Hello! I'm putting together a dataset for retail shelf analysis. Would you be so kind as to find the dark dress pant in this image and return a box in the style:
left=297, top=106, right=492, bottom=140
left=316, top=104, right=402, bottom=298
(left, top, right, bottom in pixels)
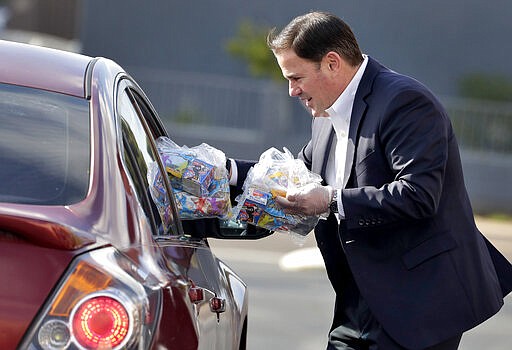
left=325, top=270, right=461, bottom=350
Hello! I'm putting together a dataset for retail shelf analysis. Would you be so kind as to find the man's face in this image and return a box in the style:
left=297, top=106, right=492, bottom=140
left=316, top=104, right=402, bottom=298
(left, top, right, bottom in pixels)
left=274, top=49, right=343, bottom=118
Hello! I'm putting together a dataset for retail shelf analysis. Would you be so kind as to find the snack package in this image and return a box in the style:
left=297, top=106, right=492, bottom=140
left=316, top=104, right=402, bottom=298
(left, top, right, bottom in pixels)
left=159, top=149, right=215, bottom=198
left=152, top=136, right=232, bottom=220
left=231, top=147, right=323, bottom=237
left=236, top=188, right=271, bottom=225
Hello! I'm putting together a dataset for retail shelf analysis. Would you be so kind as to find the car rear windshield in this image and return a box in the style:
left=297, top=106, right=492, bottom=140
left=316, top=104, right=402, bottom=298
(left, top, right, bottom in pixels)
left=0, top=83, right=90, bottom=205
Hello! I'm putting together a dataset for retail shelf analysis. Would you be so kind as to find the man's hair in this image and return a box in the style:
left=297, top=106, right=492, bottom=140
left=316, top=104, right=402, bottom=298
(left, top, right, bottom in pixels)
left=267, top=11, right=363, bottom=67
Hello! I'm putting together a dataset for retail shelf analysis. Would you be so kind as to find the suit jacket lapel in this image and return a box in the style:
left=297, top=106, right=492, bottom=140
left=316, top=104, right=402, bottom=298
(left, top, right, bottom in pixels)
left=343, top=57, right=381, bottom=188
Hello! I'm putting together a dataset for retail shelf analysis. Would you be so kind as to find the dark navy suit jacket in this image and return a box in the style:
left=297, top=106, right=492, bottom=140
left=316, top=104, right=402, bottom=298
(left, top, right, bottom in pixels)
left=234, top=57, right=512, bottom=349
left=298, top=57, right=512, bottom=349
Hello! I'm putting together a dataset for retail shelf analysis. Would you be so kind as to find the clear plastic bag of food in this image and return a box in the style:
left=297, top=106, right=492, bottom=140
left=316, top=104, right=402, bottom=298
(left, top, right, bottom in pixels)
left=152, top=136, right=232, bottom=220
left=231, top=147, right=323, bottom=238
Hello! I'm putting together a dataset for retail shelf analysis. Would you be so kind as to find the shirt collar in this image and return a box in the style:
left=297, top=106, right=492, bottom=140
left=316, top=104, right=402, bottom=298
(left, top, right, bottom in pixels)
left=326, top=54, right=368, bottom=119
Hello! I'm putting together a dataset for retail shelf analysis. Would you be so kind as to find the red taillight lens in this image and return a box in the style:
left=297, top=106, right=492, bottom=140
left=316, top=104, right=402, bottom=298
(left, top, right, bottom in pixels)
left=20, top=248, right=162, bottom=350
left=72, top=296, right=130, bottom=349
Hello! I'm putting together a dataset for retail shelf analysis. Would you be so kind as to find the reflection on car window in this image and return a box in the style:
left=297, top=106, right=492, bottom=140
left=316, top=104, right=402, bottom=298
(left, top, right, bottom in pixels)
left=0, top=83, right=90, bottom=205
left=117, top=84, right=179, bottom=236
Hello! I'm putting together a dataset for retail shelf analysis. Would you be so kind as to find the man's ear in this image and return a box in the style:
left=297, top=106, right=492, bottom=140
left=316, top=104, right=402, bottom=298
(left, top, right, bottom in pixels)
left=324, top=51, right=343, bottom=72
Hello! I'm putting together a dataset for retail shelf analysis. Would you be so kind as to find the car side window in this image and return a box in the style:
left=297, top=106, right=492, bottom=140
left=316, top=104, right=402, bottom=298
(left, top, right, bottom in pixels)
left=117, top=80, right=180, bottom=236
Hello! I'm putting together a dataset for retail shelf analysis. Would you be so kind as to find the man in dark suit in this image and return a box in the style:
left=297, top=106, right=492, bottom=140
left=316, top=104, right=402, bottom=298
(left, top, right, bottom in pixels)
left=231, top=11, right=512, bottom=350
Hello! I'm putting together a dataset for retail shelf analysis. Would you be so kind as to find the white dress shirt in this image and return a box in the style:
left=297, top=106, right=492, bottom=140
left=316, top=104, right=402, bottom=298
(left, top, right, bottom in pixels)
left=325, top=55, right=368, bottom=219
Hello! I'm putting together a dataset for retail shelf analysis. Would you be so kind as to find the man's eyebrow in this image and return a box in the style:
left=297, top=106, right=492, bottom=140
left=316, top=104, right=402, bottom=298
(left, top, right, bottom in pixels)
left=285, top=73, right=299, bottom=80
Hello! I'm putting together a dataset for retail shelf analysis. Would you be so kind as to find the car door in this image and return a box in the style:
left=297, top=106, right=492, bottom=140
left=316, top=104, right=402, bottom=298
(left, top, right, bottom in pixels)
left=115, top=77, right=235, bottom=349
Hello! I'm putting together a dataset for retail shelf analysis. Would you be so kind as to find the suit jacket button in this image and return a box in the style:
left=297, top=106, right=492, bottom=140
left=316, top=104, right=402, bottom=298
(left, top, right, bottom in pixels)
left=358, top=219, right=365, bottom=226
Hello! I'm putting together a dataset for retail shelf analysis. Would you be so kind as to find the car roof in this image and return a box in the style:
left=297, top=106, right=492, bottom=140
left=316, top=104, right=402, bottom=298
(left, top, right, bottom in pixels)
left=0, top=39, right=93, bottom=98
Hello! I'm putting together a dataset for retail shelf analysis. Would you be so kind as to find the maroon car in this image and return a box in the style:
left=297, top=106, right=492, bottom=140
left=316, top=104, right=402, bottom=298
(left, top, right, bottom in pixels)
left=0, top=40, right=268, bottom=350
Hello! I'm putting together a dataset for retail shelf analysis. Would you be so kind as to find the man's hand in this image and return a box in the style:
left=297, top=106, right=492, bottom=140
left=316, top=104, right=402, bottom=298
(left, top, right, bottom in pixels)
left=275, top=183, right=334, bottom=216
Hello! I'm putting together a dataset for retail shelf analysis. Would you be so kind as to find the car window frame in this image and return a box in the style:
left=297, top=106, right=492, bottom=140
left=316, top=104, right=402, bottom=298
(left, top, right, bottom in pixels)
left=115, top=76, right=183, bottom=237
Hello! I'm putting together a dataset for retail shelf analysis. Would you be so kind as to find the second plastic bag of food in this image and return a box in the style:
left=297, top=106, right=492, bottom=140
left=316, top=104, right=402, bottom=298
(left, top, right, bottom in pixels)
left=231, top=147, right=323, bottom=237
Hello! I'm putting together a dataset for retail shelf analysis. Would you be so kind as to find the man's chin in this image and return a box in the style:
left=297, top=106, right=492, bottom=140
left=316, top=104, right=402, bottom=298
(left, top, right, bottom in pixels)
left=311, top=110, right=329, bottom=118
left=298, top=101, right=327, bottom=118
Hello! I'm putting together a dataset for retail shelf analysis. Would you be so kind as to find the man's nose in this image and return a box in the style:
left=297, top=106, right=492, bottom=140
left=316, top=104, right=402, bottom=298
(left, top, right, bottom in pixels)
left=289, top=82, right=301, bottom=97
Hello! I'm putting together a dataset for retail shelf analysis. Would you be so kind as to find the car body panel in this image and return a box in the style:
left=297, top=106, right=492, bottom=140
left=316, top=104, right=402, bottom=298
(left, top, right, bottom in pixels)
left=157, top=237, right=247, bottom=349
left=0, top=39, right=90, bottom=98
left=0, top=241, right=75, bottom=349
left=0, top=210, right=97, bottom=249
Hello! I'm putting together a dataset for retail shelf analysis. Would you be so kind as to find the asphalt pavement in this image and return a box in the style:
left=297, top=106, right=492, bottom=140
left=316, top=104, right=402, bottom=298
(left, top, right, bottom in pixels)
left=210, top=216, right=512, bottom=350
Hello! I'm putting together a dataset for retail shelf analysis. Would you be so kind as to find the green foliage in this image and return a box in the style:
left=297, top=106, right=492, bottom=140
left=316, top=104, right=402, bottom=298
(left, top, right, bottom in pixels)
left=225, top=19, right=284, bottom=82
left=166, top=108, right=204, bottom=125
left=458, top=73, right=512, bottom=102
left=483, top=213, right=512, bottom=222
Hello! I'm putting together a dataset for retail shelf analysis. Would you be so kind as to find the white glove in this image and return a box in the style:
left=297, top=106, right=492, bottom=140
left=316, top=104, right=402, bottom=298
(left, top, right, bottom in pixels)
left=275, top=184, right=334, bottom=216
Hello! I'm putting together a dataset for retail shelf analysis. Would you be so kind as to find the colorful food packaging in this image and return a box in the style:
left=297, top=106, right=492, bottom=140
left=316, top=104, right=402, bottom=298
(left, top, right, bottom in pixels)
left=181, top=158, right=215, bottom=197
left=236, top=188, right=271, bottom=225
left=231, top=147, right=323, bottom=236
left=150, top=137, right=232, bottom=220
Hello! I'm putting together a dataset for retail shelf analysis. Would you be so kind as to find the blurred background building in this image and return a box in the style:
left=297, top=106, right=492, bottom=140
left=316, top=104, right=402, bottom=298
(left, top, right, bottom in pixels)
left=1, top=0, right=511, bottom=215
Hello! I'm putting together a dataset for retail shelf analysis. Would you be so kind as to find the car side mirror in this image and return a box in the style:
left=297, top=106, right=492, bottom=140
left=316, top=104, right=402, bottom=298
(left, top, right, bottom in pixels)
left=181, top=218, right=273, bottom=240
left=218, top=220, right=273, bottom=239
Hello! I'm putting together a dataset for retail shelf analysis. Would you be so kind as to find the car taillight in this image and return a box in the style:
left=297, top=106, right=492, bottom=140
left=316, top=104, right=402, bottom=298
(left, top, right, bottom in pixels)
left=72, top=295, right=131, bottom=349
left=19, top=247, right=162, bottom=350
